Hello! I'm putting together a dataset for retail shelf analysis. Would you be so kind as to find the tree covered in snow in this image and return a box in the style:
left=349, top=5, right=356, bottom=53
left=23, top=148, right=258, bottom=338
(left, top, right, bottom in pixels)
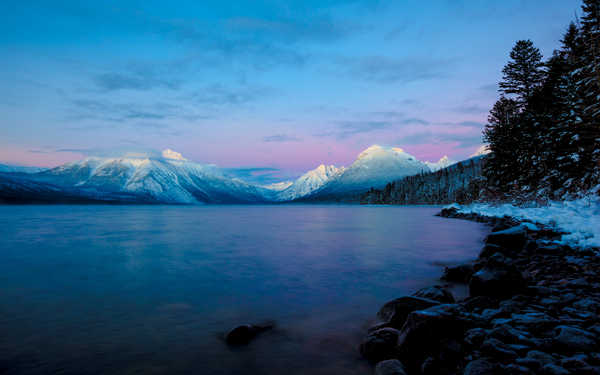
left=483, top=3, right=600, bottom=200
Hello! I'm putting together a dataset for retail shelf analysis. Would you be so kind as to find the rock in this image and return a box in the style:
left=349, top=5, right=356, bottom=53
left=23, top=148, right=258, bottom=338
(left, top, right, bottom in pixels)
left=480, top=338, right=518, bottom=360
left=412, top=285, right=455, bottom=303
left=485, top=225, right=528, bottom=253
left=420, top=357, right=439, bottom=375
left=553, top=325, right=597, bottom=352
left=489, top=325, right=534, bottom=346
left=469, top=263, right=525, bottom=298
left=377, top=296, right=439, bottom=328
left=502, top=364, right=532, bottom=374
left=225, top=323, right=274, bottom=345
left=464, top=359, right=498, bottom=375
left=464, top=327, right=487, bottom=347
left=510, top=312, right=557, bottom=333
left=479, top=243, right=503, bottom=259
left=396, top=304, right=472, bottom=369
left=462, top=295, right=498, bottom=312
left=516, top=350, right=555, bottom=371
left=442, top=263, right=474, bottom=283
left=540, top=364, right=570, bottom=375
left=374, top=359, right=408, bottom=375
left=359, top=327, right=401, bottom=362
left=560, top=354, right=589, bottom=369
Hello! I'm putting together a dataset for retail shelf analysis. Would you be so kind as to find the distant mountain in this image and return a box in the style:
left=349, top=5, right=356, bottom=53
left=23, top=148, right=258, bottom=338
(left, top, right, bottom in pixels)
left=361, top=156, right=485, bottom=205
left=274, top=164, right=344, bottom=201
left=425, top=156, right=456, bottom=172
left=299, top=145, right=429, bottom=201
left=0, top=163, right=47, bottom=174
left=24, top=150, right=270, bottom=204
left=0, top=146, right=468, bottom=204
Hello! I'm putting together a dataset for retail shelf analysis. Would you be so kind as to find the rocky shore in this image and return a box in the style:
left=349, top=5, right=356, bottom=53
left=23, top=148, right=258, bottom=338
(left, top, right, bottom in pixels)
left=359, top=207, right=600, bottom=375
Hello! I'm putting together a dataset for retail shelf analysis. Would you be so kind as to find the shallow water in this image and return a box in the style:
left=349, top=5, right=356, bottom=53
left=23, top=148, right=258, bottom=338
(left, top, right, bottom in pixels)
left=0, top=205, right=487, bottom=374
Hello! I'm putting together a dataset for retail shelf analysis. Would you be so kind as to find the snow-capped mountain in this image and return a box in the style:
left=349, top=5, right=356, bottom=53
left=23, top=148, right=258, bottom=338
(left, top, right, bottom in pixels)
left=301, top=145, right=429, bottom=199
left=29, top=150, right=269, bottom=204
left=275, top=164, right=344, bottom=201
left=425, top=156, right=456, bottom=172
left=0, top=163, right=47, bottom=174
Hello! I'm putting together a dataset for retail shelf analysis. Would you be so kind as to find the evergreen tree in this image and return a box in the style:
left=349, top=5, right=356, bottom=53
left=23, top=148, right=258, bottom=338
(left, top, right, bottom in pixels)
left=499, top=40, right=545, bottom=107
left=578, top=0, right=600, bottom=188
left=483, top=96, right=520, bottom=194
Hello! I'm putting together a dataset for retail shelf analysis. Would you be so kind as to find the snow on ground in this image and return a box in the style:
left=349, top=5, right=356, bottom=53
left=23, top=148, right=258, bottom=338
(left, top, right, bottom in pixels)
left=449, top=195, right=600, bottom=249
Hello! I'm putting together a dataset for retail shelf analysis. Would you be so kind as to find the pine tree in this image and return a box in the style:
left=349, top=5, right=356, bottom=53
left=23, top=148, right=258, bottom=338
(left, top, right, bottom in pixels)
left=499, top=40, right=545, bottom=107
left=579, top=0, right=600, bottom=189
left=483, top=96, right=520, bottom=194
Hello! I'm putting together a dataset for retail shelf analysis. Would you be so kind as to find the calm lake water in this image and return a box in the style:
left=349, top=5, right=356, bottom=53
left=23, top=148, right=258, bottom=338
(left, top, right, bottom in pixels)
left=0, top=205, right=487, bottom=375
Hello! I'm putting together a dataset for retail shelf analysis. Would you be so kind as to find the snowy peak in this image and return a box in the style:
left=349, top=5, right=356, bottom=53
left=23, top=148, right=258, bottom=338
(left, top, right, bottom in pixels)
left=426, top=155, right=456, bottom=172
left=162, top=149, right=187, bottom=161
left=276, top=164, right=343, bottom=201
left=356, top=145, right=407, bottom=161
left=303, top=145, right=429, bottom=197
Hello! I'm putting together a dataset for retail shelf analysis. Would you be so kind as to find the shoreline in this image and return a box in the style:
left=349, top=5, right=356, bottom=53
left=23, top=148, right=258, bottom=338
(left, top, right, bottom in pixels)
left=359, top=207, right=600, bottom=374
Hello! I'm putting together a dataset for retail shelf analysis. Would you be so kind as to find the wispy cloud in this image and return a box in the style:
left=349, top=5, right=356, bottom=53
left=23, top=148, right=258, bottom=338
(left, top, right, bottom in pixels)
left=340, top=55, right=455, bottom=84
left=93, top=71, right=180, bottom=92
left=263, top=134, right=302, bottom=142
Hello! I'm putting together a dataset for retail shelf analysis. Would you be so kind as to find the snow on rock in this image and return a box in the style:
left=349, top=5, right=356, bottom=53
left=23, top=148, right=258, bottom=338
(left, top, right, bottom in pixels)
left=263, top=181, right=293, bottom=191
left=470, top=145, right=491, bottom=158
left=450, top=195, right=600, bottom=249
left=425, top=156, right=456, bottom=172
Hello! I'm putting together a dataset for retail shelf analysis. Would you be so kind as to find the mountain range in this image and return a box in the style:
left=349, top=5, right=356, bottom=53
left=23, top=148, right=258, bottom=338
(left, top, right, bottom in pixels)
left=0, top=146, right=458, bottom=204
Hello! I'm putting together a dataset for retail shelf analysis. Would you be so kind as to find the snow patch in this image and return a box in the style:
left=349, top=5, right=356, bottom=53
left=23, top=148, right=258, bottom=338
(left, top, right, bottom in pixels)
left=451, top=196, right=600, bottom=249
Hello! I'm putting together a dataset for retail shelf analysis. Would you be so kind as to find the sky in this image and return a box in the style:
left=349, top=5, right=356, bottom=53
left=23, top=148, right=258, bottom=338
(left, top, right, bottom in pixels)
left=0, top=0, right=583, bottom=183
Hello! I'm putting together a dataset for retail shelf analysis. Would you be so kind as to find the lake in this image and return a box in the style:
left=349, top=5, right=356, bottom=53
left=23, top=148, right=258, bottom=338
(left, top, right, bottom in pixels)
left=0, top=205, right=488, bottom=375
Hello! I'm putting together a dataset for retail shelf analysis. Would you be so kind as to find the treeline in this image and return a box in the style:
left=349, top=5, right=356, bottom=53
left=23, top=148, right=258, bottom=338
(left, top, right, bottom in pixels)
left=484, top=0, right=600, bottom=200
left=360, top=157, right=485, bottom=205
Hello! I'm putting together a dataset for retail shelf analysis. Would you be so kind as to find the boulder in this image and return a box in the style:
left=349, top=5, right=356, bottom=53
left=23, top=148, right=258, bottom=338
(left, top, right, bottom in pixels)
left=469, top=263, right=525, bottom=298
left=374, top=359, right=408, bottom=375
left=485, top=225, right=528, bottom=253
left=396, top=304, right=472, bottom=369
left=225, top=323, right=274, bottom=345
left=479, top=243, right=503, bottom=259
left=480, top=338, right=518, bottom=360
left=412, top=285, right=455, bottom=303
left=377, top=296, right=439, bottom=328
left=442, top=263, right=475, bottom=283
left=553, top=326, right=597, bottom=352
left=464, top=359, right=499, bottom=375
left=540, top=364, right=570, bottom=375
left=359, top=327, right=401, bottom=362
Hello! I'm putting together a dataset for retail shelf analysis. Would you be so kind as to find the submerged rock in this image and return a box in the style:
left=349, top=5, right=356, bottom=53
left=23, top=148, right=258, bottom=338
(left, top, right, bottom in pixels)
left=225, top=323, right=274, bottom=345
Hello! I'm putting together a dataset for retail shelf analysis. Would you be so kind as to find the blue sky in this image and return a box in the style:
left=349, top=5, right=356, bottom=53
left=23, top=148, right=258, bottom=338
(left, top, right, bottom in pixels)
left=0, top=0, right=582, bottom=183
